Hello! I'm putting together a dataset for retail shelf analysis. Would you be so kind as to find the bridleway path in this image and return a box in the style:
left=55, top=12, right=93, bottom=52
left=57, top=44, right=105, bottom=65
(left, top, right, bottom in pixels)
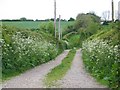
left=58, top=49, right=106, bottom=88
left=2, top=50, right=69, bottom=88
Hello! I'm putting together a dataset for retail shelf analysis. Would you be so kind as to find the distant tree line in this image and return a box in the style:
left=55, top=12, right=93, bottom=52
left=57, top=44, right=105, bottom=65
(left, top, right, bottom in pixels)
left=1, top=17, right=34, bottom=21
left=35, top=18, right=67, bottom=22
left=1, top=17, right=75, bottom=22
left=68, top=17, right=75, bottom=21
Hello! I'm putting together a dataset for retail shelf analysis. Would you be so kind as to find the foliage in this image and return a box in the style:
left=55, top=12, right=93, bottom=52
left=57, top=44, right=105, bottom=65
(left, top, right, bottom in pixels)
left=82, top=29, right=120, bottom=88
left=39, top=21, right=54, bottom=35
left=115, top=21, right=120, bottom=30
left=2, top=25, right=62, bottom=80
left=74, top=13, right=100, bottom=30
left=63, top=33, right=80, bottom=49
left=68, top=34, right=80, bottom=48
left=44, top=50, right=76, bottom=87
left=68, top=17, right=75, bottom=21
left=75, top=13, right=101, bottom=46
left=63, top=13, right=101, bottom=48
left=62, top=25, right=76, bottom=36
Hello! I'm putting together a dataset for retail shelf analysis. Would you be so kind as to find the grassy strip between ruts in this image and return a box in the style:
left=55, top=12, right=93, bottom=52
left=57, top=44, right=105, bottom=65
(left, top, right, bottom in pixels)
left=44, top=49, right=76, bottom=87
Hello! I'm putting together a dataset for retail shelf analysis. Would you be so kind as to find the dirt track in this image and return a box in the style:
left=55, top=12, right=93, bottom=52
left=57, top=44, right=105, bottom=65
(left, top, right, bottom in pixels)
left=58, top=49, right=106, bottom=88
left=2, top=50, right=69, bottom=88
left=2, top=49, right=106, bottom=88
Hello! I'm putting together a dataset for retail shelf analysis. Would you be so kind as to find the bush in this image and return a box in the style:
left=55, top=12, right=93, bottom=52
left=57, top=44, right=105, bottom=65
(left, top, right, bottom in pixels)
left=2, top=26, right=61, bottom=79
left=82, top=30, right=119, bottom=88
left=64, top=13, right=101, bottom=48
left=39, top=21, right=54, bottom=35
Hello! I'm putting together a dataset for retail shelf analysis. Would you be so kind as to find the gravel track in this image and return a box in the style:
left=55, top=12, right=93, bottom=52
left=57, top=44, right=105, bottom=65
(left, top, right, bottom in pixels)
left=2, top=49, right=107, bottom=88
left=58, top=49, right=106, bottom=88
left=2, top=50, right=69, bottom=88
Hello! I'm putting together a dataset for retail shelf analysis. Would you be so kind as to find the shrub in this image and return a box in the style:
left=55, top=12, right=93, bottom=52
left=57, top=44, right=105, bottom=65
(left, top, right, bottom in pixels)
left=2, top=26, right=61, bottom=79
left=39, top=21, right=54, bottom=35
left=82, top=30, right=119, bottom=88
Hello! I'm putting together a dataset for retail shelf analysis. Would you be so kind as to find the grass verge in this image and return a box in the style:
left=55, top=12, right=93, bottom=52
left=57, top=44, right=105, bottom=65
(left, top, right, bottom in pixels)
left=82, top=53, right=109, bottom=87
left=44, top=49, right=76, bottom=87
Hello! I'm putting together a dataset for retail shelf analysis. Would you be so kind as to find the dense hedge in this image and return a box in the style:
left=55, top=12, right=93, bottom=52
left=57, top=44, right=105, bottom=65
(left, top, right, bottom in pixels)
left=82, top=29, right=120, bottom=88
left=2, top=26, right=63, bottom=79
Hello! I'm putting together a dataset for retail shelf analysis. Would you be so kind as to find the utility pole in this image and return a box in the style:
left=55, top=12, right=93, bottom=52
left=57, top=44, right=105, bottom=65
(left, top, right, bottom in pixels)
left=112, top=0, right=114, bottom=21
left=60, top=21, right=62, bottom=40
left=54, top=0, right=57, bottom=38
left=60, top=16, right=62, bottom=39
left=58, top=15, right=61, bottom=40
left=118, top=1, right=120, bottom=21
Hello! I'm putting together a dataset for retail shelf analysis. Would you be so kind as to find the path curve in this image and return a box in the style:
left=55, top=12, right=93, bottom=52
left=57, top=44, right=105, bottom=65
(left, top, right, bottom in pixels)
left=58, top=49, right=106, bottom=88
left=2, top=50, right=69, bottom=88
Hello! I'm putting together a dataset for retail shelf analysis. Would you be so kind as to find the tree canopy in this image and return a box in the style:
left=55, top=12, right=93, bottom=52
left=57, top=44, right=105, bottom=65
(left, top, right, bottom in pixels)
left=76, top=13, right=100, bottom=42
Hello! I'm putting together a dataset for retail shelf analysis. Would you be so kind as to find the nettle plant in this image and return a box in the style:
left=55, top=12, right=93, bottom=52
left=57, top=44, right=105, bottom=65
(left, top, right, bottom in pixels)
left=2, top=27, right=58, bottom=75
left=82, top=38, right=119, bottom=88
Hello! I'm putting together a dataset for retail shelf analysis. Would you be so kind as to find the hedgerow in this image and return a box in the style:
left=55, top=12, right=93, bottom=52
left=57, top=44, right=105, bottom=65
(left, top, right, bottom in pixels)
left=2, top=25, right=62, bottom=79
left=82, top=29, right=120, bottom=88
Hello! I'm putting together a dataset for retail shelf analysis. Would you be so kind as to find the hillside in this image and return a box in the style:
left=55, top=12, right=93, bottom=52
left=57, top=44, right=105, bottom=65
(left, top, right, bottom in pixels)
left=2, top=25, right=64, bottom=80
left=82, top=29, right=119, bottom=88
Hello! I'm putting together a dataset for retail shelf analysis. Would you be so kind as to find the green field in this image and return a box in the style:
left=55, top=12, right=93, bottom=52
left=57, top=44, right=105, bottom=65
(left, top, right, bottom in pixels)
left=1, top=21, right=74, bottom=31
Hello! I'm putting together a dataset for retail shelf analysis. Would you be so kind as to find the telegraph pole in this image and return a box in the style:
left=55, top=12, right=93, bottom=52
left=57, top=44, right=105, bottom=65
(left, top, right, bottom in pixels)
left=58, top=15, right=61, bottom=40
left=60, top=21, right=62, bottom=40
left=112, top=0, right=114, bottom=21
left=54, top=0, right=57, bottom=38
left=118, top=1, right=120, bottom=21
left=60, top=16, right=62, bottom=39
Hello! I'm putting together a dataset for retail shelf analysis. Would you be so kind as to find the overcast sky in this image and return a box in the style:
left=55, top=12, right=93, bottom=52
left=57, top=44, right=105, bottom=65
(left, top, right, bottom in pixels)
left=0, top=0, right=120, bottom=20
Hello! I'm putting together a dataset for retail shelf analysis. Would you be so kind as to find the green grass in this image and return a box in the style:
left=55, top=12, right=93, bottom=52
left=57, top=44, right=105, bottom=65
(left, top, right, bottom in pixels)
left=88, top=29, right=119, bottom=46
left=67, top=34, right=80, bottom=49
left=1, top=21, right=74, bottom=31
left=2, top=71, right=21, bottom=81
left=44, top=49, right=76, bottom=87
left=63, top=32, right=81, bottom=49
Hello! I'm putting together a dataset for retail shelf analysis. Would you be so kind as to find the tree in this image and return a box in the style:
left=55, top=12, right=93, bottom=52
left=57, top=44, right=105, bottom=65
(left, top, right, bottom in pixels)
left=56, top=18, right=59, bottom=21
left=74, top=13, right=100, bottom=44
left=68, top=17, right=75, bottom=21
left=61, top=19, right=67, bottom=21
left=102, top=11, right=110, bottom=21
left=20, top=17, right=27, bottom=21
left=75, top=13, right=100, bottom=29
left=50, top=18, right=54, bottom=21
